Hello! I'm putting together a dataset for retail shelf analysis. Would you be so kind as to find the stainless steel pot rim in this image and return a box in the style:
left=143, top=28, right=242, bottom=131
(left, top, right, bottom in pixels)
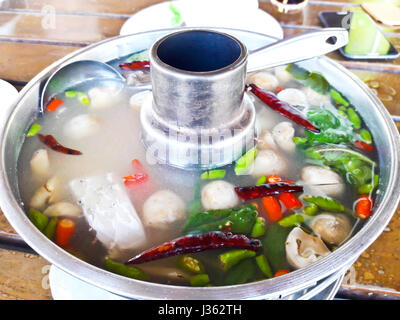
left=1, top=27, right=399, bottom=299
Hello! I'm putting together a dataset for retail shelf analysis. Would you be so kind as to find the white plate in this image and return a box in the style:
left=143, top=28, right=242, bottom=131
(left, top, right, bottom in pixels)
left=120, top=0, right=283, bottom=39
left=0, top=79, right=18, bottom=133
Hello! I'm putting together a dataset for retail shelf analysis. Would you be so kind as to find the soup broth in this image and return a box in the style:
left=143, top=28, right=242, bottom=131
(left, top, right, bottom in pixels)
left=17, top=59, right=379, bottom=286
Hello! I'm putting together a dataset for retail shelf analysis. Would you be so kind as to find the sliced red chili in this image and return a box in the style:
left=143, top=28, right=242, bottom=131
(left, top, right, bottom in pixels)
left=246, top=83, right=320, bottom=133
left=354, top=140, right=374, bottom=152
left=123, top=174, right=148, bottom=186
left=234, top=182, right=303, bottom=201
left=126, top=232, right=261, bottom=264
left=38, top=134, right=82, bottom=155
left=119, top=61, right=150, bottom=70
left=46, top=98, right=64, bottom=112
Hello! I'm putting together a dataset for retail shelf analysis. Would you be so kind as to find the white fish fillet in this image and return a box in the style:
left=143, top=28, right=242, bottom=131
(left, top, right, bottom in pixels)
left=69, top=173, right=147, bottom=251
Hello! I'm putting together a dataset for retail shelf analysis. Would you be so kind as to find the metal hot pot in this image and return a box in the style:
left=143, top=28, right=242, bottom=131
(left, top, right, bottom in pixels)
left=0, top=28, right=399, bottom=299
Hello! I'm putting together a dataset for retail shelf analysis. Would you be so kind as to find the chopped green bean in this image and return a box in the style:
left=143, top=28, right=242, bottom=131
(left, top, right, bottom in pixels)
left=43, top=217, right=58, bottom=240
left=347, top=108, right=361, bottom=129
left=26, top=123, right=42, bottom=137
left=256, top=176, right=267, bottom=185
left=251, top=217, right=266, bottom=237
left=278, top=214, right=306, bottom=227
left=304, top=203, right=318, bottom=216
left=219, top=249, right=256, bottom=272
left=360, top=129, right=372, bottom=144
left=190, top=274, right=210, bottom=287
left=29, top=208, right=48, bottom=232
left=330, top=88, right=350, bottom=107
left=104, top=257, right=148, bottom=281
left=77, top=92, right=90, bottom=106
left=200, top=169, right=226, bottom=180
left=293, top=137, right=307, bottom=145
left=177, top=255, right=205, bottom=274
left=358, top=174, right=379, bottom=194
left=255, top=255, right=273, bottom=279
left=234, top=148, right=257, bottom=175
left=65, top=90, right=77, bottom=98
left=302, top=195, right=344, bottom=212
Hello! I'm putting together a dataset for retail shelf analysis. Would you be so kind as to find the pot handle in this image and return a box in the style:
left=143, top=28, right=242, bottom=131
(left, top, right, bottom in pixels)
left=247, top=28, right=349, bottom=72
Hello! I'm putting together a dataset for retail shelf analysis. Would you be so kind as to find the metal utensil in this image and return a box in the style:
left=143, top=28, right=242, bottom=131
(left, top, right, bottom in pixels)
left=40, top=28, right=347, bottom=113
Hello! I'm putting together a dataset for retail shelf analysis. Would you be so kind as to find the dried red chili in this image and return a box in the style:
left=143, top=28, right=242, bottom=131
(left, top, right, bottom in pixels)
left=119, top=61, right=150, bottom=70
left=38, top=134, right=82, bottom=155
left=234, top=182, right=303, bottom=201
left=126, top=231, right=261, bottom=264
left=246, top=83, right=320, bottom=133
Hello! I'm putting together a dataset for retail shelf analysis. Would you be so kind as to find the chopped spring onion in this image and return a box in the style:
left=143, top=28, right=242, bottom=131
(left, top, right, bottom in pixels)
left=234, top=148, right=257, bottom=175
left=65, top=90, right=77, bottom=98
left=200, top=169, right=226, bottom=180
left=77, top=92, right=90, bottom=106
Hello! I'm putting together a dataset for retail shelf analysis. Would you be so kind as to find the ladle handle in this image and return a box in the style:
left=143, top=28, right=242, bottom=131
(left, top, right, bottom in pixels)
left=247, top=28, right=349, bottom=72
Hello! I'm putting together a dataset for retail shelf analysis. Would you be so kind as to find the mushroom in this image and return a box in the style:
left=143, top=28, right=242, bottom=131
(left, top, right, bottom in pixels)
left=63, top=114, right=100, bottom=140
left=43, top=201, right=82, bottom=218
left=142, top=189, right=186, bottom=230
left=301, top=165, right=345, bottom=197
left=247, top=72, right=279, bottom=91
left=274, top=65, right=293, bottom=84
left=285, top=227, right=331, bottom=269
left=129, top=90, right=152, bottom=111
left=87, top=86, right=122, bottom=109
left=257, top=130, right=277, bottom=150
left=249, top=149, right=288, bottom=178
left=310, top=213, right=352, bottom=245
left=30, top=149, right=50, bottom=180
left=272, top=122, right=296, bottom=153
left=301, top=87, right=331, bottom=107
left=201, top=180, right=240, bottom=211
left=29, top=176, right=58, bottom=211
left=277, top=88, right=308, bottom=107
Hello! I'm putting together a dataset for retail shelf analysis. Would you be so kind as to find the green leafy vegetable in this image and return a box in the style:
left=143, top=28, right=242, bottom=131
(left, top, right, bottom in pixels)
left=302, top=195, right=344, bottom=212
left=286, top=64, right=330, bottom=95
left=223, top=258, right=256, bottom=285
left=278, top=213, right=307, bottom=227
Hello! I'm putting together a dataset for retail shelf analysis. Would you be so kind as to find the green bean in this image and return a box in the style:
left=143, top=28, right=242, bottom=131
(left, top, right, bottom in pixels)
left=347, top=108, right=361, bottom=129
left=219, top=249, right=256, bottom=272
left=304, top=203, right=318, bottom=216
left=190, top=274, right=210, bottom=287
left=302, top=195, right=344, bottom=212
left=26, top=123, right=42, bottom=137
left=177, top=255, right=205, bottom=274
left=360, top=129, right=372, bottom=144
left=29, top=208, right=48, bottom=232
left=330, top=88, right=350, bottom=107
left=77, top=92, right=90, bottom=106
left=293, top=137, right=307, bottom=145
left=256, top=176, right=267, bottom=185
left=104, top=257, right=148, bottom=281
left=43, top=217, right=58, bottom=240
left=278, top=214, right=306, bottom=227
left=65, top=90, right=77, bottom=98
left=255, top=255, right=273, bottom=279
left=358, top=174, right=379, bottom=194
left=234, top=148, right=257, bottom=175
left=251, top=217, right=266, bottom=237
left=200, top=169, right=226, bottom=180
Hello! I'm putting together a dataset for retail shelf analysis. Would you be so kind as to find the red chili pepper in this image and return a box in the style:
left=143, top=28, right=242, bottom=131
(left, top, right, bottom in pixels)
left=126, top=232, right=261, bottom=264
left=278, top=193, right=303, bottom=211
left=46, top=98, right=64, bottom=112
left=38, top=134, right=82, bottom=155
left=123, top=174, right=148, bottom=186
left=234, top=182, right=303, bottom=201
left=355, top=194, right=373, bottom=219
left=246, top=83, right=320, bottom=133
left=262, top=196, right=283, bottom=222
left=119, top=61, right=150, bottom=70
left=275, top=86, right=284, bottom=93
left=274, top=269, right=291, bottom=277
left=354, top=140, right=374, bottom=152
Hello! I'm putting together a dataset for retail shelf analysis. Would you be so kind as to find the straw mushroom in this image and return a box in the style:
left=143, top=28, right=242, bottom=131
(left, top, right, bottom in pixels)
left=247, top=72, right=279, bottom=91
left=301, top=165, right=345, bottom=197
left=274, top=65, right=293, bottom=84
left=257, top=130, right=277, bottom=150
left=29, top=176, right=58, bottom=211
left=88, top=86, right=122, bottom=109
left=301, top=87, right=330, bottom=107
left=250, top=149, right=288, bottom=178
left=30, top=149, right=50, bottom=180
left=310, top=213, right=352, bottom=245
left=63, top=114, right=100, bottom=139
left=285, top=227, right=331, bottom=269
left=43, top=201, right=82, bottom=218
left=142, top=190, right=186, bottom=229
left=277, top=88, right=308, bottom=107
left=272, top=122, right=296, bottom=153
left=201, top=180, right=240, bottom=211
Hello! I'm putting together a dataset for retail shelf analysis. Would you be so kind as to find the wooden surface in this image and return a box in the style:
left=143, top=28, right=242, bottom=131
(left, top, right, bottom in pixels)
left=0, top=0, right=400, bottom=300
